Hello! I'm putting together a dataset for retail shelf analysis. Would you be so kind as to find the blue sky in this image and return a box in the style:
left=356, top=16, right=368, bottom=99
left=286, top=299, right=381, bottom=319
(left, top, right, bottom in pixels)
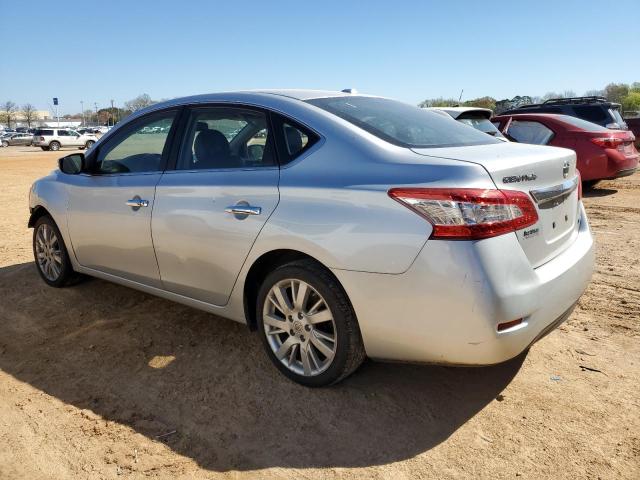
left=1, top=0, right=638, bottom=114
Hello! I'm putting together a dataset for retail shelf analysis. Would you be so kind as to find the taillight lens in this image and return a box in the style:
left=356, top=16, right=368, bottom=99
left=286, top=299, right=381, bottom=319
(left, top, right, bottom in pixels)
left=590, top=136, right=624, bottom=148
left=388, top=188, right=539, bottom=240
left=577, top=170, right=582, bottom=200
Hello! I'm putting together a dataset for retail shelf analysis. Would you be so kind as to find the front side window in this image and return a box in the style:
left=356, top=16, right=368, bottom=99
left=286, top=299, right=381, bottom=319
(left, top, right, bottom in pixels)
left=96, top=111, right=176, bottom=174
left=57, top=130, right=69, bottom=136
left=506, top=121, right=555, bottom=145
left=178, top=108, right=275, bottom=170
left=307, top=96, right=500, bottom=148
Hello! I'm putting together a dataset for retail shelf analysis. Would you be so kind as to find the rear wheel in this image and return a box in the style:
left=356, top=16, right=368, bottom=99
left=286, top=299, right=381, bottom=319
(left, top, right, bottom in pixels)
left=85, top=140, right=95, bottom=149
left=257, top=260, right=366, bottom=387
left=1, top=140, right=8, bottom=147
left=33, top=216, right=80, bottom=287
left=49, top=141, right=60, bottom=151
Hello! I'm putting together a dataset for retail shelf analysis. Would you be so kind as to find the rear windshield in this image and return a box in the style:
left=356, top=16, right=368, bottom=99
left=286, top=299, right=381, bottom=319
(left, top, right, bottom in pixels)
left=34, top=129, right=53, bottom=136
left=556, top=115, right=610, bottom=132
left=457, top=115, right=506, bottom=138
left=609, top=108, right=627, bottom=128
left=306, top=96, right=500, bottom=148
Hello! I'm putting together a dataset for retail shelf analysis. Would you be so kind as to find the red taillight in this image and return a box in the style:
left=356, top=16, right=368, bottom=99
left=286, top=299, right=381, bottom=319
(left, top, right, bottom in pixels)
left=577, top=170, right=582, bottom=200
left=388, top=188, right=539, bottom=240
left=590, top=136, right=625, bottom=148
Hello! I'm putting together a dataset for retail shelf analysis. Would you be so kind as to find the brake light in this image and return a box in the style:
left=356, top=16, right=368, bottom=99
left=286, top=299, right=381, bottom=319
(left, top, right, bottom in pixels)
left=590, top=136, right=624, bottom=148
left=577, top=170, right=582, bottom=200
left=388, top=188, right=539, bottom=240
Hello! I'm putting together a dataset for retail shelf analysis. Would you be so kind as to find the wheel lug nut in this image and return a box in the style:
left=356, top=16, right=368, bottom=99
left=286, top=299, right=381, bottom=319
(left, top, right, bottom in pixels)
left=297, top=312, right=303, bottom=320
left=304, top=325, right=310, bottom=331
left=289, top=329, right=294, bottom=335
left=300, top=335, right=305, bottom=341
left=288, top=316, right=293, bottom=321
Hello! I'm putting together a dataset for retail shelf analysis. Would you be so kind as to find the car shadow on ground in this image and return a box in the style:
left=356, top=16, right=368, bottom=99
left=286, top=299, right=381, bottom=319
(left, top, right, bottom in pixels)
left=0, top=262, right=525, bottom=471
left=583, top=186, right=617, bottom=198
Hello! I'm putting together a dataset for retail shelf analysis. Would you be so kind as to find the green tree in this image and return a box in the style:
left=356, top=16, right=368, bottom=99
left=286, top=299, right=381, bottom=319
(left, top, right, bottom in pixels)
left=463, top=96, right=496, bottom=111
left=604, top=83, right=629, bottom=103
left=418, top=97, right=459, bottom=108
left=621, top=92, right=640, bottom=112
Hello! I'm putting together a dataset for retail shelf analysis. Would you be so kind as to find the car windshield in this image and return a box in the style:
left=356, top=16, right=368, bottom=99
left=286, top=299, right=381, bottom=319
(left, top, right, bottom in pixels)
left=457, top=115, right=505, bottom=138
left=306, top=96, right=500, bottom=148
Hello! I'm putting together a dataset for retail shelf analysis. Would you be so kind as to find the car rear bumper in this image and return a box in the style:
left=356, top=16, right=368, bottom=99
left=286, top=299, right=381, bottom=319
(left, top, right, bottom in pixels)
left=333, top=202, right=595, bottom=365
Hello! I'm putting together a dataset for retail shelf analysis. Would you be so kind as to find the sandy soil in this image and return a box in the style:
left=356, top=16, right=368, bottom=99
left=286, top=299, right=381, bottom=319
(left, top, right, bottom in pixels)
left=0, top=146, right=638, bottom=479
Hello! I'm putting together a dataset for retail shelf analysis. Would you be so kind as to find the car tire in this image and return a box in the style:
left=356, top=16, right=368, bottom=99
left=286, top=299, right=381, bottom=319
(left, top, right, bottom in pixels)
left=85, top=140, right=95, bottom=149
left=1, top=141, right=8, bottom=147
left=583, top=180, right=600, bottom=190
left=32, top=215, right=81, bottom=288
left=256, top=259, right=366, bottom=387
left=41, top=147, right=50, bottom=151
left=49, top=141, right=61, bottom=151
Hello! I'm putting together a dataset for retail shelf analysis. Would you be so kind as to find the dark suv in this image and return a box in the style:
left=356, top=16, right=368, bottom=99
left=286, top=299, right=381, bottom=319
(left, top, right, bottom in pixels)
left=501, top=96, right=628, bottom=130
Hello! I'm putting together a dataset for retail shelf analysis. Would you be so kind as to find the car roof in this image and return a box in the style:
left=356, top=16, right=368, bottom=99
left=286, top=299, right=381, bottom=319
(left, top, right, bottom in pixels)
left=429, top=106, right=493, bottom=120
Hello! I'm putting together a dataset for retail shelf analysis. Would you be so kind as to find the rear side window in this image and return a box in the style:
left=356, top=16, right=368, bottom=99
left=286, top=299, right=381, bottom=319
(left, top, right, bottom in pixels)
left=57, top=130, right=69, bottom=136
left=556, top=115, right=609, bottom=132
left=307, top=96, right=500, bottom=148
left=35, top=129, right=53, bottom=136
left=572, top=105, right=608, bottom=124
left=506, top=121, right=555, bottom=145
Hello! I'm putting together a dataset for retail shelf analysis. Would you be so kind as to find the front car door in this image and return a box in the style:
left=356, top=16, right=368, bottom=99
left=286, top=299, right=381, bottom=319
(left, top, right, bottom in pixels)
left=152, top=105, right=280, bottom=305
left=65, top=109, right=179, bottom=287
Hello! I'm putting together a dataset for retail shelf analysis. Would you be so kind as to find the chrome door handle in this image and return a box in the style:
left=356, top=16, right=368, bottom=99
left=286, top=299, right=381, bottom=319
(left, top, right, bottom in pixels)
left=126, top=198, right=149, bottom=208
left=225, top=205, right=262, bottom=216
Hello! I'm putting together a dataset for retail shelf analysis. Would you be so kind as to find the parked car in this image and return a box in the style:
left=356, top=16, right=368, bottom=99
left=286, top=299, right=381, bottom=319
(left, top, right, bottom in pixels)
left=77, top=127, right=101, bottom=135
left=429, top=107, right=507, bottom=140
left=492, top=113, right=638, bottom=182
left=625, top=117, right=640, bottom=148
left=1, top=132, right=35, bottom=147
left=28, top=90, right=594, bottom=386
left=32, top=128, right=98, bottom=151
left=501, top=96, right=627, bottom=130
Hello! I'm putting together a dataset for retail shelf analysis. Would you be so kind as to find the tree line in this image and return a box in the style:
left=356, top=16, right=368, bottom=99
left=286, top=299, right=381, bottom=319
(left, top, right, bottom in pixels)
left=0, top=94, right=159, bottom=129
left=418, top=82, right=640, bottom=114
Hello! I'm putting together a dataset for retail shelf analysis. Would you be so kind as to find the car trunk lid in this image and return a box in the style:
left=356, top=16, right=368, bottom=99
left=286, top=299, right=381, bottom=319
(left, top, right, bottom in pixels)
left=412, top=143, right=580, bottom=268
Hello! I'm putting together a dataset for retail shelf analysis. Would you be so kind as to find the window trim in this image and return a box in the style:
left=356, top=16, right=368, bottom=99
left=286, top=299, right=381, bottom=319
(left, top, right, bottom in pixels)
left=270, top=112, right=320, bottom=166
left=88, top=108, right=182, bottom=176
left=167, top=103, right=280, bottom=172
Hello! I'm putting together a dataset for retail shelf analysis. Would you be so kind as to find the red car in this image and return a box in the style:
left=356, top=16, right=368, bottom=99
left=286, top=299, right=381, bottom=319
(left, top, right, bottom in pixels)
left=492, top=113, right=638, bottom=182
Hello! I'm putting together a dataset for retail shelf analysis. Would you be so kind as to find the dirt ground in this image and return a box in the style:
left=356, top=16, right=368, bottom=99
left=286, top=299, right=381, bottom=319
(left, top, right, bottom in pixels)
left=0, top=146, right=638, bottom=479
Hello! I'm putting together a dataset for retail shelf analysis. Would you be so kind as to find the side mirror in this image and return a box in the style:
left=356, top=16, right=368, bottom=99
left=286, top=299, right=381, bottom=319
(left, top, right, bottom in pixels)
left=59, top=153, right=85, bottom=175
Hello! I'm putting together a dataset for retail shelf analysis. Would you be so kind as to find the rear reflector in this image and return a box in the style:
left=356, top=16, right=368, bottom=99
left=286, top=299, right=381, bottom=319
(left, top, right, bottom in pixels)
left=497, top=318, right=523, bottom=332
left=388, top=188, right=538, bottom=240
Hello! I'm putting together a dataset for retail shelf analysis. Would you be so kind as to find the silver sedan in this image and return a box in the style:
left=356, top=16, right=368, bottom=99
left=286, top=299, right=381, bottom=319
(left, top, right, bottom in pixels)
left=28, top=90, right=595, bottom=386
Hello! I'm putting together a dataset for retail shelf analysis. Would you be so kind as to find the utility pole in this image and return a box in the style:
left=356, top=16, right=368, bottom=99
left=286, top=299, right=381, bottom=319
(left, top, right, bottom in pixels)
left=81, top=100, right=85, bottom=126
left=94, top=102, right=98, bottom=126
left=110, top=99, right=114, bottom=127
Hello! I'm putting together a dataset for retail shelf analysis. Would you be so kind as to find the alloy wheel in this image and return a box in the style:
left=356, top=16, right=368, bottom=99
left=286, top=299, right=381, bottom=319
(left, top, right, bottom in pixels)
left=35, top=223, right=63, bottom=281
left=263, top=278, right=337, bottom=376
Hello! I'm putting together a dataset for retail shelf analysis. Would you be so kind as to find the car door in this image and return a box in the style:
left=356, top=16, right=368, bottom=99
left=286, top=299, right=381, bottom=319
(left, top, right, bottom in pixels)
left=68, top=130, right=83, bottom=146
left=65, top=109, right=179, bottom=287
left=152, top=105, right=280, bottom=305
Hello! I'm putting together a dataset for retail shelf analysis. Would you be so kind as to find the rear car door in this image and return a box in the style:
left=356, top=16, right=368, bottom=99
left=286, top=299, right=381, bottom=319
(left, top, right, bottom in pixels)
left=152, top=105, right=280, bottom=306
left=65, top=109, right=179, bottom=287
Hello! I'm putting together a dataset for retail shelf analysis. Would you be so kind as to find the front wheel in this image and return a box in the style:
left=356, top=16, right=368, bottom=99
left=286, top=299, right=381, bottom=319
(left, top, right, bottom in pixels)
left=85, top=140, right=95, bottom=149
left=33, top=216, right=80, bottom=287
left=49, top=141, right=61, bottom=151
left=257, top=260, right=366, bottom=387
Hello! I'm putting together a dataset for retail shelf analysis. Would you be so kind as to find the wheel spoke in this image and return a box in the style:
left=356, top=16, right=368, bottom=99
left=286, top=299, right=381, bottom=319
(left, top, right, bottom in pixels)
left=50, top=261, right=60, bottom=278
left=52, top=252, right=63, bottom=264
left=313, top=329, right=335, bottom=343
left=272, top=286, right=293, bottom=314
left=294, top=281, right=309, bottom=310
left=307, top=309, right=332, bottom=325
left=287, top=343, right=298, bottom=367
left=308, top=344, right=321, bottom=370
left=275, top=336, right=297, bottom=360
left=311, top=333, right=334, bottom=359
left=307, top=298, right=323, bottom=315
left=300, top=345, right=312, bottom=376
left=263, top=313, right=288, bottom=333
